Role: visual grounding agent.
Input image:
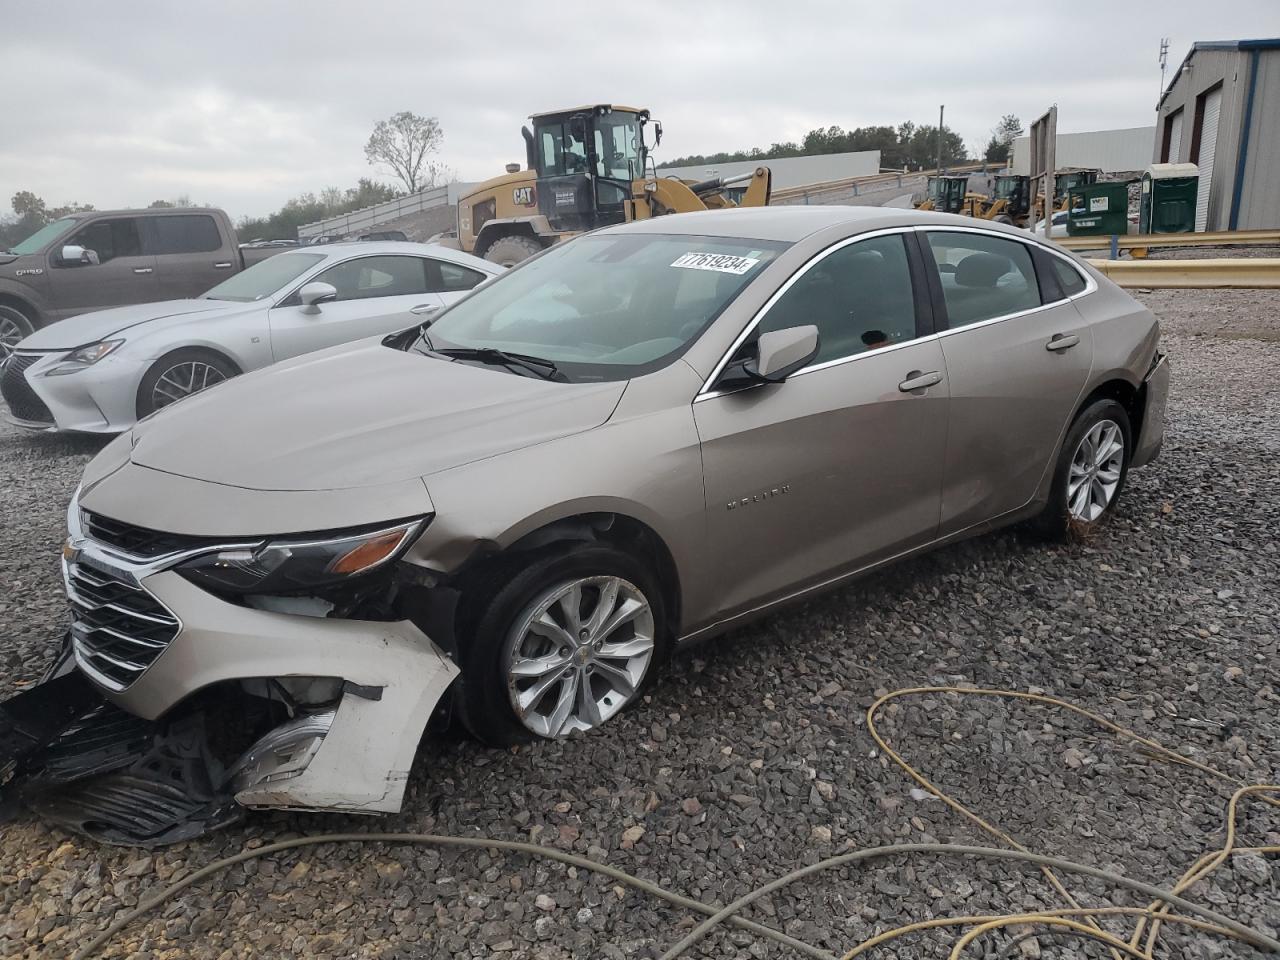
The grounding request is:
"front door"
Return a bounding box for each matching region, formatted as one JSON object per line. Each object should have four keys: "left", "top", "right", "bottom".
{"left": 46, "top": 216, "right": 158, "bottom": 319}
{"left": 268, "top": 254, "right": 443, "bottom": 361}
{"left": 918, "top": 229, "right": 1093, "bottom": 536}
{"left": 695, "top": 231, "right": 949, "bottom": 620}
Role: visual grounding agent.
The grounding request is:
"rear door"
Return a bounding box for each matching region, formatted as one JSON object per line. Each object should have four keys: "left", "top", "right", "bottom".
{"left": 145, "top": 214, "right": 235, "bottom": 298}
{"left": 267, "top": 254, "right": 442, "bottom": 361}
{"left": 919, "top": 228, "right": 1093, "bottom": 536}
{"left": 694, "top": 230, "right": 949, "bottom": 619}
{"left": 46, "top": 216, "right": 157, "bottom": 318}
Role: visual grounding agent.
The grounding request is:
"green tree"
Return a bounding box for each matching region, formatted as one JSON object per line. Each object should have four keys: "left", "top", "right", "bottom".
{"left": 11, "top": 191, "right": 47, "bottom": 224}
{"left": 365, "top": 111, "right": 445, "bottom": 194}
{"left": 984, "top": 114, "right": 1024, "bottom": 164}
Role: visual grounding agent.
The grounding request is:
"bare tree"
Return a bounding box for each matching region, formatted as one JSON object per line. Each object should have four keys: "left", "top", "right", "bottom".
{"left": 364, "top": 112, "right": 445, "bottom": 194}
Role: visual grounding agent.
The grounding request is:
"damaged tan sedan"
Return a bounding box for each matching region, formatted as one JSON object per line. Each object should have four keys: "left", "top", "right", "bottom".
{"left": 0, "top": 207, "right": 1169, "bottom": 844}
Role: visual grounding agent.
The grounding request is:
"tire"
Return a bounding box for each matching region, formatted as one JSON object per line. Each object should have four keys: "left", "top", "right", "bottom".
{"left": 135, "top": 348, "right": 239, "bottom": 419}
{"left": 0, "top": 303, "right": 36, "bottom": 359}
{"left": 482, "top": 234, "right": 543, "bottom": 268}
{"left": 1032, "top": 399, "right": 1131, "bottom": 540}
{"left": 455, "top": 544, "right": 668, "bottom": 746}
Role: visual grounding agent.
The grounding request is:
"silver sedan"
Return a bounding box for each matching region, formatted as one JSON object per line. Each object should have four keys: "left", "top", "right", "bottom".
{"left": 0, "top": 241, "right": 503, "bottom": 432}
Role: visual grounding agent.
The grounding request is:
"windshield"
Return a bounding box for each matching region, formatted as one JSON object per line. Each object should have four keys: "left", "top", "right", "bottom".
{"left": 203, "top": 252, "right": 325, "bottom": 301}
{"left": 418, "top": 233, "right": 787, "bottom": 382}
{"left": 8, "top": 217, "right": 79, "bottom": 255}
{"left": 593, "top": 113, "right": 642, "bottom": 180}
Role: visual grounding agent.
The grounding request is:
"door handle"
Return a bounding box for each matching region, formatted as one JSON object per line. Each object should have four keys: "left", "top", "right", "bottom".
{"left": 1045, "top": 333, "right": 1080, "bottom": 351}
{"left": 410, "top": 303, "right": 441, "bottom": 315}
{"left": 898, "top": 370, "right": 942, "bottom": 392}
{"left": 133, "top": 267, "right": 154, "bottom": 275}
{"left": 213, "top": 261, "right": 233, "bottom": 269}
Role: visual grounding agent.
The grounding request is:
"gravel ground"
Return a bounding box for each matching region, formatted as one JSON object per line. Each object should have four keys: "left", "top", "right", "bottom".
{"left": 2, "top": 286, "right": 1279, "bottom": 959}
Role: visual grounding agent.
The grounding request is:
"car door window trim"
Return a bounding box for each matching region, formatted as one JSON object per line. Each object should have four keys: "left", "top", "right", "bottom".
{"left": 697, "top": 227, "right": 928, "bottom": 400}
{"left": 911, "top": 225, "right": 1100, "bottom": 330}
{"left": 274, "top": 253, "right": 430, "bottom": 308}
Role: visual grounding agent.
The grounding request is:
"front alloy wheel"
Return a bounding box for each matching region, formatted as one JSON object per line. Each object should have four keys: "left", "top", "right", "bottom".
{"left": 151, "top": 360, "right": 228, "bottom": 409}
{"left": 505, "top": 576, "right": 655, "bottom": 738}
{"left": 1067, "top": 419, "right": 1125, "bottom": 521}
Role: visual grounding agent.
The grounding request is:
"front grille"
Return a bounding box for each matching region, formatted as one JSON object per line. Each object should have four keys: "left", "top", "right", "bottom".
{"left": 82, "top": 511, "right": 232, "bottom": 559}
{"left": 67, "top": 561, "right": 180, "bottom": 688}
{"left": 0, "top": 353, "right": 53, "bottom": 424}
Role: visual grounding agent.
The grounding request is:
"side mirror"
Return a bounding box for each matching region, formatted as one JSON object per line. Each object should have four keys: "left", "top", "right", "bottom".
{"left": 744, "top": 325, "right": 820, "bottom": 382}
{"left": 298, "top": 281, "right": 338, "bottom": 313}
{"left": 60, "top": 245, "right": 96, "bottom": 266}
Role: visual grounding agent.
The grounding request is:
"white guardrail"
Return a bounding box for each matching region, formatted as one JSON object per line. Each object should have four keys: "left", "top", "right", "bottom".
{"left": 297, "top": 185, "right": 452, "bottom": 240}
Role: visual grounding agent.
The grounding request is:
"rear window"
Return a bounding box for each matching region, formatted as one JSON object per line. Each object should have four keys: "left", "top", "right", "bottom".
{"left": 150, "top": 215, "right": 222, "bottom": 255}
{"left": 925, "top": 232, "right": 1041, "bottom": 329}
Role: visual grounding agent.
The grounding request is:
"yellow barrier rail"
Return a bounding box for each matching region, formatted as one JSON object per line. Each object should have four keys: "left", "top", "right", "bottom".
{"left": 1085, "top": 257, "right": 1280, "bottom": 289}
{"left": 1061, "top": 228, "right": 1280, "bottom": 251}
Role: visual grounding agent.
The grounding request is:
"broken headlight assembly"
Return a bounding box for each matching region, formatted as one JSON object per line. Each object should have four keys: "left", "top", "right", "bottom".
{"left": 176, "top": 518, "right": 428, "bottom": 596}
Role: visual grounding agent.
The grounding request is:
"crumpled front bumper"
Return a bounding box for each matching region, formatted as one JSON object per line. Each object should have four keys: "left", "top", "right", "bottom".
{"left": 112, "top": 570, "right": 460, "bottom": 814}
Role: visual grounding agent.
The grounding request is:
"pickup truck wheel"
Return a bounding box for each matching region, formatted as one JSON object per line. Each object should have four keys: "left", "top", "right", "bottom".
{"left": 1033, "top": 399, "right": 1131, "bottom": 540}
{"left": 136, "top": 349, "right": 239, "bottom": 418}
{"left": 483, "top": 235, "right": 542, "bottom": 267}
{"left": 0, "top": 304, "right": 35, "bottom": 360}
{"left": 456, "top": 545, "right": 667, "bottom": 746}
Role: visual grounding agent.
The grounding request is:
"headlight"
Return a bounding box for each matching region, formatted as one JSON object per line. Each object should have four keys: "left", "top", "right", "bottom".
{"left": 177, "top": 518, "right": 427, "bottom": 595}
{"left": 44, "top": 339, "right": 124, "bottom": 376}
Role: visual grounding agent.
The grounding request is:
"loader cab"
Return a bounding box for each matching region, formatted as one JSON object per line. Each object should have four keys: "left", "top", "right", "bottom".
{"left": 993, "top": 175, "right": 1031, "bottom": 218}
{"left": 926, "top": 176, "right": 969, "bottom": 214}
{"left": 530, "top": 105, "right": 651, "bottom": 232}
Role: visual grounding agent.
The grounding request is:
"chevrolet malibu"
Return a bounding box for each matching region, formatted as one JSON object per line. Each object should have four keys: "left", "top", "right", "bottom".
{"left": 6, "top": 206, "right": 1168, "bottom": 839}
{"left": 0, "top": 241, "right": 502, "bottom": 433}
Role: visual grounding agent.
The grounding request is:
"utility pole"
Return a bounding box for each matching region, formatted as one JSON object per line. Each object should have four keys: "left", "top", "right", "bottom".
{"left": 937, "top": 105, "right": 945, "bottom": 172}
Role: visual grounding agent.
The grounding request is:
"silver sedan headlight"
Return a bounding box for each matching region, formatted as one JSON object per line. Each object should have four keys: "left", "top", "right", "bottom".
{"left": 44, "top": 339, "right": 124, "bottom": 376}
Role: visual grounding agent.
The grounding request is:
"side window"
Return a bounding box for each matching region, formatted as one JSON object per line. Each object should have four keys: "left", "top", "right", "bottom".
{"left": 429, "top": 260, "right": 487, "bottom": 293}
{"left": 149, "top": 215, "right": 222, "bottom": 255}
{"left": 311, "top": 256, "right": 428, "bottom": 302}
{"left": 925, "top": 232, "right": 1040, "bottom": 329}
{"left": 67, "top": 218, "right": 142, "bottom": 265}
{"left": 754, "top": 233, "right": 918, "bottom": 366}
{"left": 1051, "top": 258, "right": 1088, "bottom": 297}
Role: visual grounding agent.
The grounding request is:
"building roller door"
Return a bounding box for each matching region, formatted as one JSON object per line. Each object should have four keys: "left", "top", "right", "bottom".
{"left": 1194, "top": 87, "right": 1221, "bottom": 231}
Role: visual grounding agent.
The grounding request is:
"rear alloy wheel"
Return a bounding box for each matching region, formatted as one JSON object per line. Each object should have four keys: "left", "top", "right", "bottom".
{"left": 455, "top": 544, "right": 667, "bottom": 745}
{"left": 136, "top": 349, "right": 238, "bottom": 418}
{"left": 483, "top": 235, "right": 543, "bottom": 267}
{"left": 0, "top": 304, "right": 35, "bottom": 360}
{"left": 1033, "top": 398, "right": 1131, "bottom": 539}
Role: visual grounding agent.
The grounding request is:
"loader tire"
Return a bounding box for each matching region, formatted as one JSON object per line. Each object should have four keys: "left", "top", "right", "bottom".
{"left": 483, "top": 235, "right": 543, "bottom": 268}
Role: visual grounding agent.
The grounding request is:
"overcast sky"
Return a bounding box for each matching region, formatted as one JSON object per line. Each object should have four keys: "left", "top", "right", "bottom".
{"left": 3, "top": 2, "right": 1277, "bottom": 221}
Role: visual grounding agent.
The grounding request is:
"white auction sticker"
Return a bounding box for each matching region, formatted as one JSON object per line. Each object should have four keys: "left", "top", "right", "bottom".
{"left": 670, "top": 252, "right": 760, "bottom": 275}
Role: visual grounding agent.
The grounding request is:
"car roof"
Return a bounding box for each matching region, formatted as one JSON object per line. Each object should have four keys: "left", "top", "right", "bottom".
{"left": 600, "top": 205, "right": 997, "bottom": 243}
{"left": 306, "top": 240, "right": 502, "bottom": 272}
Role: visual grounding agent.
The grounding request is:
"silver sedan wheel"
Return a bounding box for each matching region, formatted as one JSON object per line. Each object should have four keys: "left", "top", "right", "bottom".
{"left": 151, "top": 361, "right": 227, "bottom": 409}
{"left": 1068, "top": 419, "right": 1125, "bottom": 522}
{"left": 505, "top": 576, "right": 656, "bottom": 738}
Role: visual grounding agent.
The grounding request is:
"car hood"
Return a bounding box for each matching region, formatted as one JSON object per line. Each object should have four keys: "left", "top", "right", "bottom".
{"left": 129, "top": 342, "right": 627, "bottom": 491}
{"left": 19, "top": 299, "right": 248, "bottom": 350}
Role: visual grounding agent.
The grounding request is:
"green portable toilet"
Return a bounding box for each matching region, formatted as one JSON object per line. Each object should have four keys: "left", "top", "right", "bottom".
{"left": 1066, "top": 181, "right": 1129, "bottom": 237}
{"left": 1139, "top": 163, "right": 1199, "bottom": 234}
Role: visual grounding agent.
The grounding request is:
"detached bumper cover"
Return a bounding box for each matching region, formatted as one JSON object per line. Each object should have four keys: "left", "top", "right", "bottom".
{"left": 1131, "top": 352, "right": 1170, "bottom": 469}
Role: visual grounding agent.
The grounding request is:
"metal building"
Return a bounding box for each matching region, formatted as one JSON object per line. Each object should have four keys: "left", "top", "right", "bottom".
{"left": 1010, "top": 127, "right": 1155, "bottom": 176}
{"left": 1155, "top": 38, "right": 1280, "bottom": 231}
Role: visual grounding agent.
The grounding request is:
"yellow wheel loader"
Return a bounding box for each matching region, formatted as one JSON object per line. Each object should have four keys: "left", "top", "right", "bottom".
{"left": 453, "top": 105, "right": 772, "bottom": 266}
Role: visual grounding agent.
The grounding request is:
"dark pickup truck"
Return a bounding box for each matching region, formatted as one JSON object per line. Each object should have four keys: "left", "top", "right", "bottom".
{"left": 0, "top": 208, "right": 278, "bottom": 352}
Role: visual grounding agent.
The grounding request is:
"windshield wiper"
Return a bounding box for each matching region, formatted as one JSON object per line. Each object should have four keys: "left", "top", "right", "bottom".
{"left": 430, "top": 345, "right": 563, "bottom": 381}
